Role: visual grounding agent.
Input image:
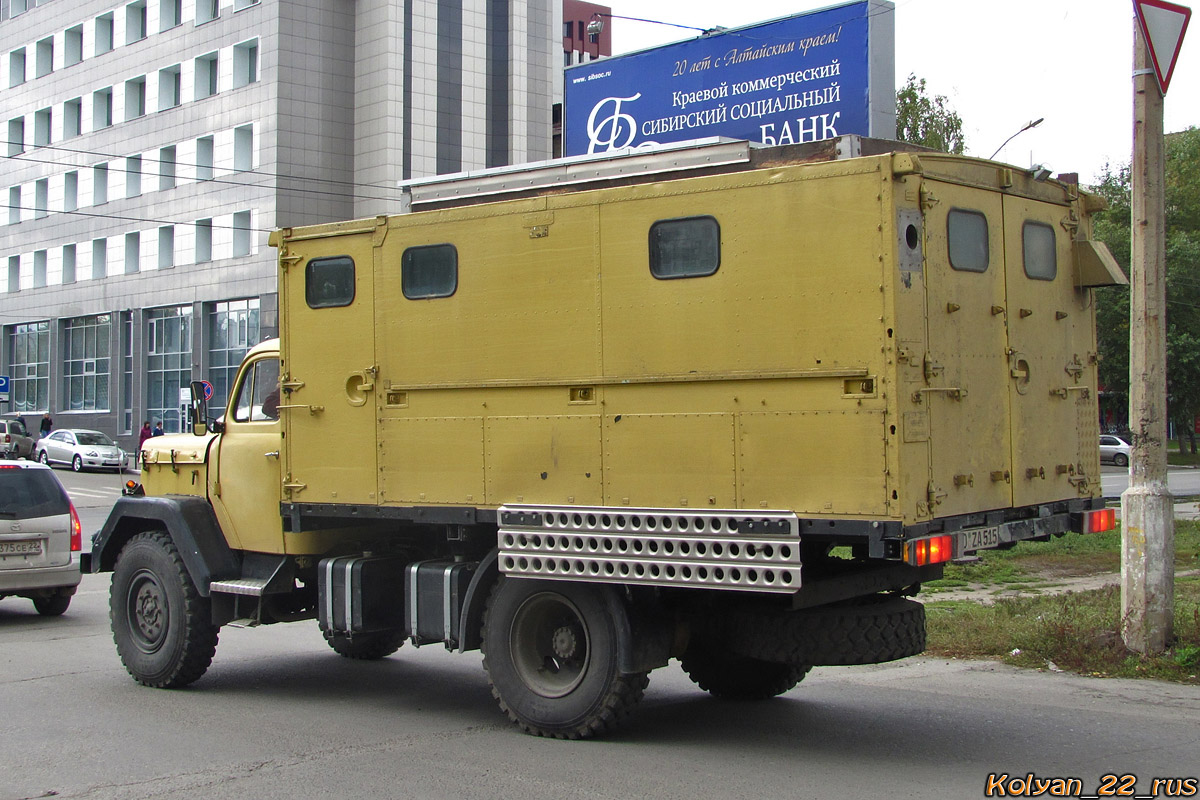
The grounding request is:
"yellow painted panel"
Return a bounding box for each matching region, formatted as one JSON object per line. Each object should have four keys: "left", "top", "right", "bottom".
{"left": 603, "top": 413, "right": 736, "bottom": 508}
{"left": 738, "top": 410, "right": 888, "bottom": 516}
{"left": 485, "top": 415, "right": 602, "bottom": 506}
{"left": 380, "top": 417, "right": 485, "bottom": 504}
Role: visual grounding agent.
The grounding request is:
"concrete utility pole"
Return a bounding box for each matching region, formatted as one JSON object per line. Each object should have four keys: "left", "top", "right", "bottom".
{"left": 1121, "top": 18, "right": 1174, "bottom": 655}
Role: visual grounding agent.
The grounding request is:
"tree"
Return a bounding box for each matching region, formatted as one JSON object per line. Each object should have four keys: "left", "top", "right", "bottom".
{"left": 1094, "top": 127, "right": 1200, "bottom": 449}
{"left": 895, "top": 74, "right": 965, "bottom": 154}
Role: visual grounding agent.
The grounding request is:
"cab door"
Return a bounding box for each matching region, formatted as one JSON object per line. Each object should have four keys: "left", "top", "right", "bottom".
{"left": 922, "top": 183, "right": 1013, "bottom": 516}
{"left": 278, "top": 231, "right": 378, "bottom": 505}
{"left": 211, "top": 355, "right": 283, "bottom": 553}
{"left": 1003, "top": 196, "right": 1093, "bottom": 506}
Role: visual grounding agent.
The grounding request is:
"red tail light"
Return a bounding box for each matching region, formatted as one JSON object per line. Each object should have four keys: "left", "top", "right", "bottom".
{"left": 1083, "top": 507, "right": 1116, "bottom": 533}
{"left": 905, "top": 534, "right": 954, "bottom": 566}
{"left": 69, "top": 502, "right": 82, "bottom": 552}
{"left": 3, "top": 433, "right": 10, "bottom": 443}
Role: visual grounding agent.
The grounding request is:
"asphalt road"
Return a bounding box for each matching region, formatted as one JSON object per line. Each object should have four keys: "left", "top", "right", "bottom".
{"left": 2, "top": 467, "right": 1195, "bottom": 800}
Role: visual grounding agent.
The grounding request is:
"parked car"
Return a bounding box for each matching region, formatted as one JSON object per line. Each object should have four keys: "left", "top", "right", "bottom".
{"left": 1, "top": 417, "right": 35, "bottom": 460}
{"left": 0, "top": 461, "right": 82, "bottom": 615}
{"left": 34, "top": 429, "right": 127, "bottom": 473}
{"left": 1099, "top": 434, "right": 1132, "bottom": 467}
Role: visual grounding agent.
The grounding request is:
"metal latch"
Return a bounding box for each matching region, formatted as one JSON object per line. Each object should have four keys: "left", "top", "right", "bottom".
{"left": 282, "top": 475, "right": 307, "bottom": 495}
{"left": 923, "top": 354, "right": 944, "bottom": 382}
{"left": 912, "top": 387, "right": 966, "bottom": 403}
{"left": 276, "top": 404, "right": 325, "bottom": 415}
{"left": 1049, "top": 386, "right": 1090, "bottom": 400}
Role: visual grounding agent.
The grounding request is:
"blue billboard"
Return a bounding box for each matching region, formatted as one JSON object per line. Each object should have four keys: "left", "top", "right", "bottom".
{"left": 564, "top": 1, "right": 895, "bottom": 156}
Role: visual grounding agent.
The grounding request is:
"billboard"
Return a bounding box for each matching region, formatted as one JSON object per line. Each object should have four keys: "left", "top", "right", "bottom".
{"left": 563, "top": 1, "right": 895, "bottom": 156}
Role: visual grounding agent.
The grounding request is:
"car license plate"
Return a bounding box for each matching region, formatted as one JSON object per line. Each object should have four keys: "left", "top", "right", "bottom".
{"left": 0, "top": 540, "right": 43, "bottom": 557}
{"left": 960, "top": 525, "right": 1000, "bottom": 552}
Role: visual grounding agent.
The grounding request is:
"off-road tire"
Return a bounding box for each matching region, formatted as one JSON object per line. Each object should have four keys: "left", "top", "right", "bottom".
{"left": 321, "top": 628, "right": 405, "bottom": 660}
{"left": 726, "top": 596, "right": 926, "bottom": 667}
{"left": 481, "top": 577, "right": 648, "bottom": 739}
{"left": 33, "top": 592, "right": 72, "bottom": 616}
{"left": 680, "top": 644, "right": 810, "bottom": 699}
{"left": 110, "top": 531, "right": 219, "bottom": 688}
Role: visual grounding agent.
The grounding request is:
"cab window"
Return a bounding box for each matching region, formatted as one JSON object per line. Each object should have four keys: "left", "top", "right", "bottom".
{"left": 305, "top": 256, "right": 355, "bottom": 308}
{"left": 947, "top": 209, "right": 988, "bottom": 272}
{"left": 232, "top": 358, "right": 281, "bottom": 423}
{"left": 649, "top": 216, "right": 720, "bottom": 279}
{"left": 402, "top": 244, "right": 457, "bottom": 299}
{"left": 1022, "top": 222, "right": 1057, "bottom": 281}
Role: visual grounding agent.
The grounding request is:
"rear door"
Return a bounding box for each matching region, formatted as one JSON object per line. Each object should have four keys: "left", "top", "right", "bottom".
{"left": 1003, "top": 195, "right": 1093, "bottom": 506}
{"left": 922, "top": 182, "right": 1013, "bottom": 516}
{"left": 279, "top": 229, "right": 378, "bottom": 505}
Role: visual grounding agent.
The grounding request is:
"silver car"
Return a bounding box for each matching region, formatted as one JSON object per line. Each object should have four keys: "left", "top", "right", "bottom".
{"left": 1099, "top": 435, "right": 1132, "bottom": 467}
{"left": 35, "top": 428, "right": 127, "bottom": 473}
{"left": 0, "top": 461, "right": 82, "bottom": 615}
{"left": 1, "top": 418, "right": 35, "bottom": 460}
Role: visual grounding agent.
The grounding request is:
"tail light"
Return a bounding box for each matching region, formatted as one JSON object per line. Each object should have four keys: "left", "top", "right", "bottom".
{"left": 904, "top": 534, "right": 954, "bottom": 566}
{"left": 69, "top": 502, "right": 82, "bottom": 552}
{"left": 1082, "top": 507, "right": 1116, "bottom": 534}
{"left": 3, "top": 433, "right": 10, "bottom": 443}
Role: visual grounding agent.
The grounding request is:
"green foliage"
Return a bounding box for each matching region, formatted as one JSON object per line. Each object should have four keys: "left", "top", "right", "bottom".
{"left": 1093, "top": 127, "right": 1200, "bottom": 435}
{"left": 895, "top": 74, "right": 965, "bottom": 155}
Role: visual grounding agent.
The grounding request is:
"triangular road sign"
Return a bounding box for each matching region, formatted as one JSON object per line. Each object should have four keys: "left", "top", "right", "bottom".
{"left": 1134, "top": 0, "right": 1192, "bottom": 94}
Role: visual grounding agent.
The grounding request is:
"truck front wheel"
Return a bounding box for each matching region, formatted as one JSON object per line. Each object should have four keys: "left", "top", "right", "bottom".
{"left": 680, "top": 643, "right": 810, "bottom": 699}
{"left": 110, "top": 531, "right": 219, "bottom": 688}
{"left": 482, "top": 577, "right": 648, "bottom": 739}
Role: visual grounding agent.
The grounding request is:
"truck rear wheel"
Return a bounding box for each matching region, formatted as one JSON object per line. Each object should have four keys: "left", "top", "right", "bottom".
{"left": 110, "top": 531, "right": 219, "bottom": 688}
{"left": 680, "top": 643, "right": 810, "bottom": 699}
{"left": 321, "top": 628, "right": 405, "bottom": 660}
{"left": 481, "top": 577, "right": 648, "bottom": 739}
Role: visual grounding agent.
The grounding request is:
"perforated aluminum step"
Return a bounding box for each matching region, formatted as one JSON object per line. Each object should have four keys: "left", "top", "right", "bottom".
{"left": 209, "top": 578, "right": 272, "bottom": 597}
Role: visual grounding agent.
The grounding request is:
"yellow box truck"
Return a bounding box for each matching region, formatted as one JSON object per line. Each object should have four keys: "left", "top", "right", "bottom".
{"left": 88, "top": 137, "right": 1124, "bottom": 738}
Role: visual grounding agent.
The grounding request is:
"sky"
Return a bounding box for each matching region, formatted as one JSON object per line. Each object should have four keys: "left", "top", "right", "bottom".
{"left": 601, "top": 0, "right": 1198, "bottom": 185}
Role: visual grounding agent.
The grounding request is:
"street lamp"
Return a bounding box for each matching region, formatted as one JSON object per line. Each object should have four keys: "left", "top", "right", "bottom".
{"left": 586, "top": 12, "right": 723, "bottom": 43}
{"left": 988, "top": 117, "right": 1045, "bottom": 161}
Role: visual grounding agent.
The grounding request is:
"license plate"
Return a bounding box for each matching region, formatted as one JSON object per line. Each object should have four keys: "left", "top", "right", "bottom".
{"left": 960, "top": 525, "right": 1000, "bottom": 552}
{"left": 0, "top": 540, "right": 43, "bottom": 556}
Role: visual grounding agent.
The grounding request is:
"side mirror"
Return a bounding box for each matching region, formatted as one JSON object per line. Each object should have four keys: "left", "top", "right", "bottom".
{"left": 189, "top": 381, "right": 208, "bottom": 436}
{"left": 208, "top": 418, "right": 225, "bottom": 434}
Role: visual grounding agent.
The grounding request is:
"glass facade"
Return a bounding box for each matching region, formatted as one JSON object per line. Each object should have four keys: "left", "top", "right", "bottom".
{"left": 207, "top": 298, "right": 260, "bottom": 413}
{"left": 145, "top": 306, "right": 191, "bottom": 433}
{"left": 63, "top": 313, "right": 112, "bottom": 411}
{"left": 9, "top": 321, "right": 50, "bottom": 413}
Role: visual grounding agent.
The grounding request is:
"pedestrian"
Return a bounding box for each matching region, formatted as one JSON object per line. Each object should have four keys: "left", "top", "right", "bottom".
{"left": 136, "top": 421, "right": 152, "bottom": 468}
{"left": 39, "top": 412, "right": 52, "bottom": 439}
{"left": 152, "top": 421, "right": 165, "bottom": 437}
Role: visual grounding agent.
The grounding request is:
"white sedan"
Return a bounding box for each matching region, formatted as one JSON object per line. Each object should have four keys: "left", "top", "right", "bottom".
{"left": 35, "top": 429, "right": 127, "bottom": 473}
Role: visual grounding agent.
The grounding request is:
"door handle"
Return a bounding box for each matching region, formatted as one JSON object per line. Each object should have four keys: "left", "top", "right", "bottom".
{"left": 264, "top": 451, "right": 279, "bottom": 459}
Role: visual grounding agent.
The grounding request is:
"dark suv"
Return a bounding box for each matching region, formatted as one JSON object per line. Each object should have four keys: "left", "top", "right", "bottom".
{"left": 0, "top": 461, "right": 81, "bottom": 615}
{"left": 1, "top": 417, "right": 34, "bottom": 460}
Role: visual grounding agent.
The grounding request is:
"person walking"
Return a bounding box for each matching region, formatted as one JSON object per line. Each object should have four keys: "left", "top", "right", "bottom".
{"left": 39, "top": 413, "right": 52, "bottom": 442}
{"left": 136, "top": 421, "right": 152, "bottom": 468}
{"left": 152, "top": 421, "right": 165, "bottom": 437}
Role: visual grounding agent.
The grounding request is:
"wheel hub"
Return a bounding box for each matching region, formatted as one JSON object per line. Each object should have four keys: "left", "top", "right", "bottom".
{"left": 509, "top": 592, "right": 591, "bottom": 699}
{"left": 128, "top": 571, "right": 167, "bottom": 652}
{"left": 551, "top": 625, "right": 579, "bottom": 660}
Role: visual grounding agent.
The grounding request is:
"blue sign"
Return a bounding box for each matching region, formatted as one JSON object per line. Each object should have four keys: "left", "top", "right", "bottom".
{"left": 564, "top": 1, "right": 894, "bottom": 156}
{"left": 0, "top": 375, "right": 8, "bottom": 401}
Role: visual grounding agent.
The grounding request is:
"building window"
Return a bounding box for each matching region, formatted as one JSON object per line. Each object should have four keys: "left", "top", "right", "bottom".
{"left": 195, "top": 52, "right": 218, "bottom": 99}
{"left": 93, "top": 87, "right": 113, "bottom": 130}
{"left": 125, "top": 77, "right": 147, "bottom": 120}
{"left": 232, "top": 39, "right": 258, "bottom": 88}
{"left": 8, "top": 48, "right": 26, "bottom": 88}
{"left": 32, "top": 251, "right": 47, "bottom": 288}
{"left": 648, "top": 216, "right": 721, "bottom": 279}
{"left": 160, "top": 0, "right": 182, "bottom": 30}
{"left": 125, "top": 231, "right": 140, "bottom": 274}
{"left": 196, "top": 0, "right": 219, "bottom": 23}
{"left": 35, "top": 37, "right": 53, "bottom": 78}
{"left": 7, "top": 255, "right": 19, "bottom": 291}
{"left": 232, "top": 211, "right": 252, "bottom": 256}
{"left": 306, "top": 256, "right": 355, "bottom": 308}
{"left": 196, "top": 136, "right": 214, "bottom": 180}
{"left": 401, "top": 244, "right": 457, "bottom": 299}
{"left": 158, "top": 225, "right": 174, "bottom": 268}
{"left": 95, "top": 14, "right": 115, "bottom": 55}
{"left": 7, "top": 118, "right": 24, "bottom": 156}
{"left": 92, "top": 238, "right": 108, "bottom": 279}
{"left": 195, "top": 218, "right": 212, "bottom": 262}
{"left": 62, "top": 244, "right": 77, "bottom": 283}
{"left": 158, "top": 65, "right": 181, "bottom": 110}
{"left": 1023, "top": 221, "right": 1057, "bottom": 281}
{"left": 9, "top": 322, "right": 50, "bottom": 413}
{"left": 146, "top": 306, "right": 192, "bottom": 433}
{"left": 234, "top": 0, "right": 259, "bottom": 9}
{"left": 208, "top": 298, "right": 260, "bottom": 411}
{"left": 64, "top": 98, "right": 82, "bottom": 138}
{"left": 10, "top": 0, "right": 27, "bottom": 16}
{"left": 93, "top": 163, "right": 109, "bottom": 205}
{"left": 64, "top": 171, "right": 78, "bottom": 212}
{"left": 33, "top": 179, "right": 48, "bottom": 219}
{"left": 33, "top": 108, "right": 51, "bottom": 147}
{"left": 8, "top": 186, "right": 20, "bottom": 225}
{"left": 126, "top": 1, "right": 148, "bottom": 44}
{"left": 64, "top": 314, "right": 112, "bottom": 411}
{"left": 121, "top": 313, "right": 133, "bottom": 433}
{"left": 233, "top": 125, "right": 253, "bottom": 171}
{"left": 65, "top": 26, "right": 84, "bottom": 66}
{"left": 126, "top": 156, "right": 142, "bottom": 198}
{"left": 158, "top": 146, "right": 176, "bottom": 190}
